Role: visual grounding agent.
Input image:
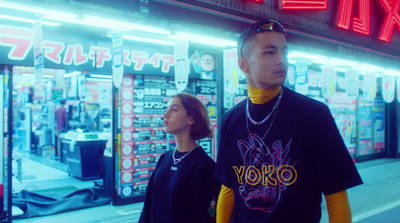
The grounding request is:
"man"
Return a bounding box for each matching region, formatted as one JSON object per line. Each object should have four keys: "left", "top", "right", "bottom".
{"left": 55, "top": 99, "right": 67, "bottom": 158}
{"left": 215, "top": 19, "right": 363, "bottom": 223}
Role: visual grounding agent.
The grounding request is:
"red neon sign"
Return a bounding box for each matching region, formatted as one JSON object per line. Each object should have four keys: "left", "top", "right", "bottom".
{"left": 280, "top": 0, "right": 328, "bottom": 10}
{"left": 279, "top": 0, "right": 399, "bottom": 42}
{"left": 337, "top": 0, "right": 371, "bottom": 35}
{"left": 379, "top": 0, "right": 400, "bottom": 42}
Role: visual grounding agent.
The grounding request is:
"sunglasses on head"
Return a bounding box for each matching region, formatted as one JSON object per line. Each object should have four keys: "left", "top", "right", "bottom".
{"left": 238, "top": 19, "right": 287, "bottom": 58}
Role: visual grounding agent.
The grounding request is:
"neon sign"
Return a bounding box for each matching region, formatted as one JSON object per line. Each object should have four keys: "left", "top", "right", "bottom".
{"left": 280, "top": 0, "right": 327, "bottom": 9}
{"left": 337, "top": 0, "right": 370, "bottom": 35}
{"left": 280, "top": 0, "right": 400, "bottom": 43}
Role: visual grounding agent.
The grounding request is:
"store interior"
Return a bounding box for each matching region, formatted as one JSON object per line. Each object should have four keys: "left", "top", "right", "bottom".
{"left": 11, "top": 66, "right": 112, "bottom": 217}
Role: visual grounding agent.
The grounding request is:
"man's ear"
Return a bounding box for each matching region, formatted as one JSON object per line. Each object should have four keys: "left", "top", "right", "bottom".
{"left": 238, "top": 58, "right": 249, "bottom": 74}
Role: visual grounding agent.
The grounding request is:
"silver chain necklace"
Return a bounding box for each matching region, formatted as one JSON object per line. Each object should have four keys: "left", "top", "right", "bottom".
{"left": 246, "top": 103, "right": 279, "bottom": 140}
{"left": 246, "top": 87, "right": 283, "bottom": 125}
{"left": 172, "top": 145, "right": 198, "bottom": 164}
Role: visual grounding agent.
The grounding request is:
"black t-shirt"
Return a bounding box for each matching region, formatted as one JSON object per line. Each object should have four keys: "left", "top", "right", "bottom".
{"left": 139, "top": 146, "right": 219, "bottom": 223}
{"left": 215, "top": 87, "right": 363, "bottom": 223}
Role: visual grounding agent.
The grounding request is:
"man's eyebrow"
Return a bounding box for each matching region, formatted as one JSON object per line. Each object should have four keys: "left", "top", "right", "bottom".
{"left": 261, "top": 45, "right": 288, "bottom": 50}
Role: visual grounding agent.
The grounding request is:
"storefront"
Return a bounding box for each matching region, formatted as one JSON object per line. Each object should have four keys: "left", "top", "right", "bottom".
{"left": 0, "top": 0, "right": 399, "bottom": 220}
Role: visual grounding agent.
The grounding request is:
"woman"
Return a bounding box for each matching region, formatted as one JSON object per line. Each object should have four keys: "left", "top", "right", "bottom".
{"left": 139, "top": 92, "right": 219, "bottom": 223}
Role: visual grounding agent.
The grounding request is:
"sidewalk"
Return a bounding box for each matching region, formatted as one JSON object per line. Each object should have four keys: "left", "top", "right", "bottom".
{"left": 320, "top": 158, "right": 400, "bottom": 223}
{"left": 13, "top": 158, "right": 400, "bottom": 223}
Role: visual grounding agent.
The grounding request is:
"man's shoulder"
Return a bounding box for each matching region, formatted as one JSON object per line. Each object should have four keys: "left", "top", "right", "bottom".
{"left": 283, "top": 87, "right": 328, "bottom": 110}
{"left": 221, "top": 99, "right": 246, "bottom": 122}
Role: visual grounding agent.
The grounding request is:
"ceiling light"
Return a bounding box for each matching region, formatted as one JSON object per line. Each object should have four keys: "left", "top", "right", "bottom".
{"left": 123, "top": 35, "right": 174, "bottom": 45}
{"left": 86, "top": 78, "right": 112, "bottom": 82}
{"left": 384, "top": 69, "right": 400, "bottom": 77}
{"left": 171, "top": 31, "right": 237, "bottom": 47}
{"left": 289, "top": 51, "right": 330, "bottom": 64}
{"left": 0, "top": 2, "right": 41, "bottom": 13}
{"left": 0, "top": 15, "right": 60, "bottom": 26}
{"left": 330, "top": 57, "right": 360, "bottom": 69}
{"left": 64, "top": 71, "right": 81, "bottom": 78}
{"left": 90, "top": 74, "right": 112, "bottom": 79}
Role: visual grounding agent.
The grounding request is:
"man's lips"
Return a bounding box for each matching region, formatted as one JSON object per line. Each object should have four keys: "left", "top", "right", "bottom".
{"left": 163, "top": 121, "right": 168, "bottom": 126}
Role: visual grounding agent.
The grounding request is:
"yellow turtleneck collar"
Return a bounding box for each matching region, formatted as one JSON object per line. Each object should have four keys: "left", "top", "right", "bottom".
{"left": 247, "top": 85, "right": 281, "bottom": 104}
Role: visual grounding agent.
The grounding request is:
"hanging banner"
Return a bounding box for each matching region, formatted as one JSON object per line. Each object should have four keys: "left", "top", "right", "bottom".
{"left": 373, "top": 97, "right": 385, "bottom": 153}
{"left": 398, "top": 77, "right": 400, "bottom": 103}
{"left": 345, "top": 70, "right": 359, "bottom": 100}
{"left": 174, "top": 40, "right": 189, "bottom": 92}
{"left": 362, "top": 74, "right": 376, "bottom": 101}
{"left": 223, "top": 48, "right": 240, "bottom": 94}
{"left": 322, "top": 66, "right": 336, "bottom": 99}
{"left": 33, "top": 19, "right": 44, "bottom": 91}
{"left": 112, "top": 31, "right": 124, "bottom": 88}
{"left": 382, "top": 75, "right": 395, "bottom": 103}
{"left": 294, "top": 63, "right": 308, "bottom": 95}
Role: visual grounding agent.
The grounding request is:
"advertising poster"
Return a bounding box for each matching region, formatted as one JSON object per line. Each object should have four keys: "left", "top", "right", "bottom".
{"left": 0, "top": 75, "right": 4, "bottom": 209}
{"left": 357, "top": 99, "right": 373, "bottom": 156}
{"left": 373, "top": 97, "right": 385, "bottom": 152}
{"left": 345, "top": 70, "right": 359, "bottom": 100}
{"left": 328, "top": 92, "right": 357, "bottom": 157}
{"left": 382, "top": 75, "right": 395, "bottom": 103}
{"left": 322, "top": 66, "right": 337, "bottom": 99}
{"left": 361, "top": 74, "right": 376, "bottom": 101}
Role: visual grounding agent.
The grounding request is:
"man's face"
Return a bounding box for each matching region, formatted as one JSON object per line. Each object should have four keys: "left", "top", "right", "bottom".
{"left": 240, "top": 32, "right": 288, "bottom": 89}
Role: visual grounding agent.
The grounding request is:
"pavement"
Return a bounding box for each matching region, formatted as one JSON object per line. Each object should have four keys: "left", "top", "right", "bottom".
{"left": 13, "top": 158, "right": 400, "bottom": 223}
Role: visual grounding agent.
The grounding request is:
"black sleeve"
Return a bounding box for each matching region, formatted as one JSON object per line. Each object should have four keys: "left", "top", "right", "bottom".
{"left": 193, "top": 161, "right": 220, "bottom": 223}
{"left": 214, "top": 113, "right": 233, "bottom": 188}
{"left": 311, "top": 104, "right": 363, "bottom": 195}
{"left": 138, "top": 153, "right": 166, "bottom": 223}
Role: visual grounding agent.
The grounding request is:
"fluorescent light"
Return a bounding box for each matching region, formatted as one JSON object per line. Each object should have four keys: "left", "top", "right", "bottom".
{"left": 21, "top": 73, "right": 35, "bottom": 77}
{"left": 359, "top": 63, "right": 384, "bottom": 73}
{"left": 0, "top": 15, "right": 60, "bottom": 26}
{"left": 289, "top": 51, "right": 330, "bottom": 64}
{"left": 123, "top": 35, "right": 174, "bottom": 45}
{"left": 385, "top": 69, "right": 400, "bottom": 77}
{"left": 45, "top": 14, "right": 171, "bottom": 35}
{"left": 330, "top": 57, "right": 360, "bottom": 68}
{"left": 21, "top": 73, "right": 52, "bottom": 78}
{"left": 86, "top": 78, "right": 112, "bottom": 82}
{"left": 171, "top": 31, "right": 237, "bottom": 47}
{"left": 0, "top": 2, "right": 41, "bottom": 13}
{"left": 0, "top": 2, "right": 170, "bottom": 34}
{"left": 64, "top": 71, "right": 81, "bottom": 78}
{"left": 90, "top": 74, "right": 112, "bottom": 79}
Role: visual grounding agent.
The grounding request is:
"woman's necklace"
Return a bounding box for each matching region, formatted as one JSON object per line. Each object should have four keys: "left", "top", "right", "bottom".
{"left": 246, "top": 87, "right": 283, "bottom": 125}
{"left": 172, "top": 145, "right": 198, "bottom": 164}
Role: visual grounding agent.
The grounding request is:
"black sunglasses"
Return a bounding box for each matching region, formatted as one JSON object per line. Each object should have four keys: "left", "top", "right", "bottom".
{"left": 238, "top": 19, "right": 287, "bottom": 58}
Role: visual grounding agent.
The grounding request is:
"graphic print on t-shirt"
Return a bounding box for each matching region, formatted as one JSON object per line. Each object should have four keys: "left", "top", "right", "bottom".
{"left": 233, "top": 133, "right": 297, "bottom": 213}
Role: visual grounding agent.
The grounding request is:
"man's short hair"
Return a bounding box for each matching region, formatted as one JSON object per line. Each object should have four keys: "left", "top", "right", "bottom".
{"left": 238, "top": 19, "right": 287, "bottom": 58}
{"left": 60, "top": 99, "right": 66, "bottom": 105}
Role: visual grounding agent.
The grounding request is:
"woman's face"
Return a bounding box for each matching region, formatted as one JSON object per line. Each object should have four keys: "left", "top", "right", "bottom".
{"left": 163, "top": 97, "right": 193, "bottom": 136}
